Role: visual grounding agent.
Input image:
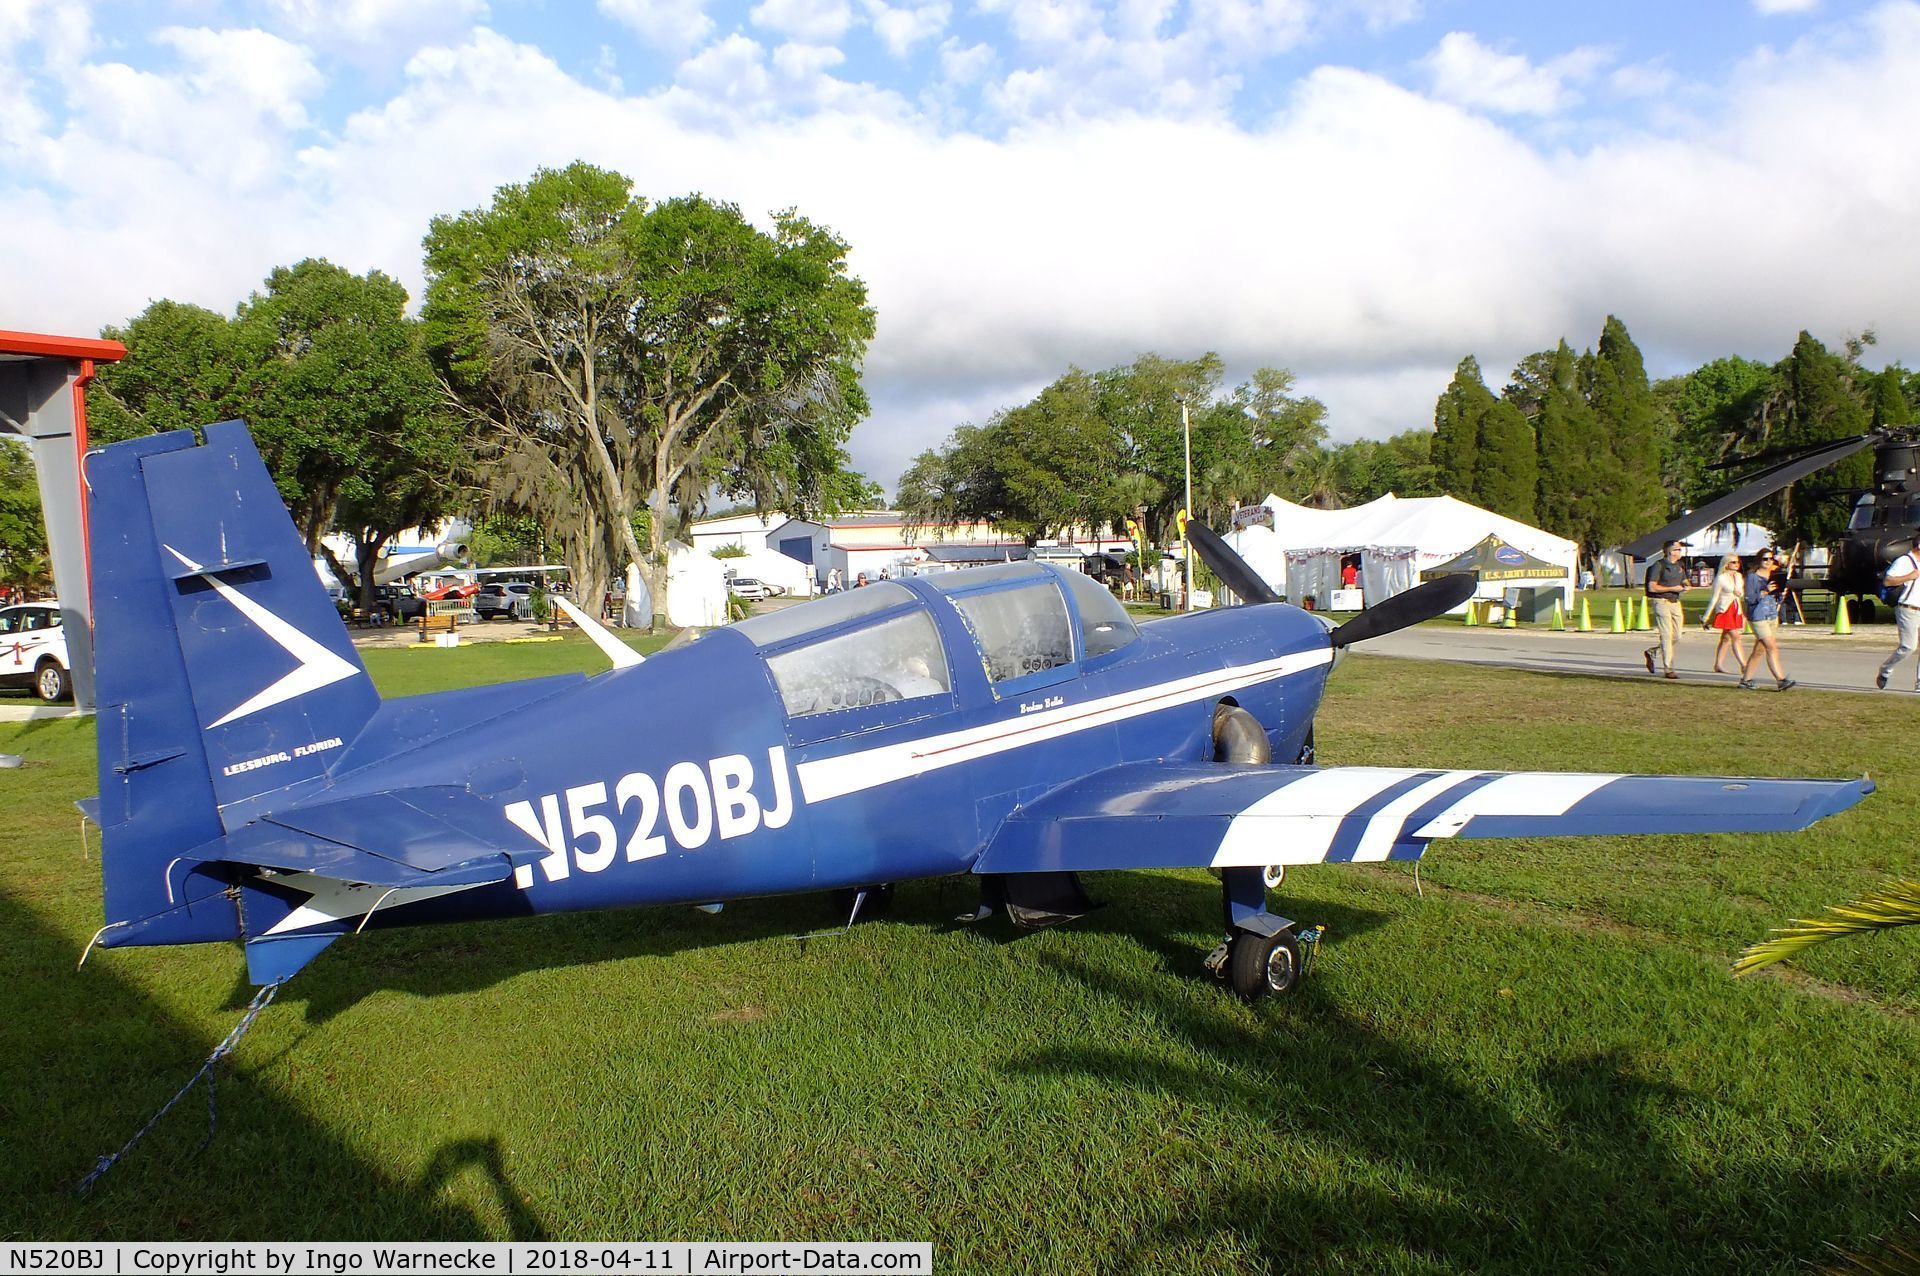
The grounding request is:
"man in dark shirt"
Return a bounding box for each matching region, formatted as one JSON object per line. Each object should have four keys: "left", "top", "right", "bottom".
{"left": 1643, "top": 539, "right": 1690, "bottom": 679}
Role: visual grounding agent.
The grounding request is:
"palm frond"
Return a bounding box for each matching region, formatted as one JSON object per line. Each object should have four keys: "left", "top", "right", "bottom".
{"left": 1732, "top": 878, "right": 1920, "bottom": 976}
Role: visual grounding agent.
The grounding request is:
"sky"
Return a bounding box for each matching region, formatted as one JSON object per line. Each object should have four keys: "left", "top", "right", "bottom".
{"left": 4, "top": 0, "right": 1918, "bottom": 492}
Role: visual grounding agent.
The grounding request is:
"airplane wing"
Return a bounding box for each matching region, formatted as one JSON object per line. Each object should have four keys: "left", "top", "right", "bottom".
{"left": 974, "top": 763, "right": 1873, "bottom": 873}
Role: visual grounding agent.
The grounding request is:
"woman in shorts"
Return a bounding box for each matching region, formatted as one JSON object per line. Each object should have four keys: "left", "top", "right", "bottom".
{"left": 1703, "top": 555, "right": 1748, "bottom": 675}
{"left": 1738, "top": 550, "right": 1795, "bottom": 691}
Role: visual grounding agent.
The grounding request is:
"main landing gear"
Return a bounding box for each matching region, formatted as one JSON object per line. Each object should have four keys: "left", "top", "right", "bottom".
{"left": 1203, "top": 866, "right": 1305, "bottom": 1000}
{"left": 1204, "top": 703, "right": 1312, "bottom": 1000}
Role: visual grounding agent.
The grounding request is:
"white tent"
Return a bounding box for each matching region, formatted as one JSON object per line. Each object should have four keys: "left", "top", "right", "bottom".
{"left": 666, "top": 540, "right": 729, "bottom": 628}
{"left": 1228, "top": 493, "right": 1577, "bottom": 609}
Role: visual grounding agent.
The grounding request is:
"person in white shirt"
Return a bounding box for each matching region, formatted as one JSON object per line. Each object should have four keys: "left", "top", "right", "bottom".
{"left": 1875, "top": 549, "right": 1920, "bottom": 690}
{"left": 1701, "top": 556, "right": 1748, "bottom": 675}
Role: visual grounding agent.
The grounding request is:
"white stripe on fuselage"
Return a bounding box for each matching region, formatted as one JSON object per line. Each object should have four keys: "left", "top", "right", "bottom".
{"left": 794, "top": 646, "right": 1333, "bottom": 803}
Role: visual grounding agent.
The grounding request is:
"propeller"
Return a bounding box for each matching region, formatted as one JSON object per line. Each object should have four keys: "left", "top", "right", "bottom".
{"left": 1188, "top": 522, "right": 1282, "bottom": 605}
{"left": 1328, "top": 572, "right": 1476, "bottom": 648}
{"left": 1187, "top": 515, "right": 1476, "bottom": 646}
{"left": 1620, "top": 432, "right": 1880, "bottom": 560}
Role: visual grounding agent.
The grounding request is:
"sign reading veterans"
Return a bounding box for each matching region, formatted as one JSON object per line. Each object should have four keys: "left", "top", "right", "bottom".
{"left": 1420, "top": 534, "right": 1566, "bottom": 583}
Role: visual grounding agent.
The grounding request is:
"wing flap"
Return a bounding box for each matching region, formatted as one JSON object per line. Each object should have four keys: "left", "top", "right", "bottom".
{"left": 975, "top": 762, "right": 1873, "bottom": 874}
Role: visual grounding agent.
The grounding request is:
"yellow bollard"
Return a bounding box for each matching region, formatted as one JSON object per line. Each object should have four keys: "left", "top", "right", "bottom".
{"left": 1635, "top": 596, "right": 1653, "bottom": 631}
{"left": 1610, "top": 600, "right": 1625, "bottom": 633}
{"left": 1502, "top": 605, "right": 1517, "bottom": 628}
{"left": 1578, "top": 597, "right": 1592, "bottom": 632}
{"left": 1834, "top": 597, "right": 1852, "bottom": 635}
{"left": 1549, "top": 602, "right": 1565, "bottom": 631}
{"left": 1463, "top": 599, "right": 1477, "bottom": 626}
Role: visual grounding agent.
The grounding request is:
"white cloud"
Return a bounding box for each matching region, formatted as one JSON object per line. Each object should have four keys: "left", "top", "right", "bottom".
{"left": 938, "top": 38, "right": 993, "bottom": 85}
{"left": 749, "top": 0, "right": 854, "bottom": 44}
{"left": 863, "top": 0, "right": 950, "bottom": 57}
{"left": 260, "top": 0, "right": 485, "bottom": 61}
{"left": 8, "top": 6, "right": 1920, "bottom": 491}
{"left": 1185, "top": 0, "right": 1314, "bottom": 58}
{"left": 1342, "top": 0, "right": 1423, "bottom": 33}
{"left": 154, "top": 27, "right": 324, "bottom": 128}
{"left": 975, "top": 0, "right": 1104, "bottom": 50}
{"left": 1754, "top": 0, "right": 1821, "bottom": 13}
{"left": 1610, "top": 60, "right": 1676, "bottom": 98}
{"left": 1422, "top": 31, "right": 1610, "bottom": 115}
{"left": 600, "top": 0, "right": 714, "bottom": 52}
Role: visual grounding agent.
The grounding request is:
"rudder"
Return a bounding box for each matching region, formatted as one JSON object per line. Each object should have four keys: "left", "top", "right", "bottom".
{"left": 89, "top": 421, "right": 380, "bottom": 948}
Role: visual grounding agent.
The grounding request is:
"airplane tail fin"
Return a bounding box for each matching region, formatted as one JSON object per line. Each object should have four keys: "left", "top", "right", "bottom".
{"left": 88, "top": 421, "right": 381, "bottom": 950}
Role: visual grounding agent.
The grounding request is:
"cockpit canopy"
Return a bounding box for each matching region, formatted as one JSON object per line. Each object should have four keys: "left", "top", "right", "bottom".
{"left": 732, "top": 565, "right": 1139, "bottom": 720}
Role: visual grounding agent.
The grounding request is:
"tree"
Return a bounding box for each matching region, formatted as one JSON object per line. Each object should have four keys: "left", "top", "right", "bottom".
{"left": 1431, "top": 356, "right": 1494, "bottom": 500}
{"left": 90, "top": 301, "right": 243, "bottom": 444}
{"left": 1534, "top": 341, "right": 1598, "bottom": 553}
{"left": 90, "top": 264, "right": 455, "bottom": 605}
{"left": 0, "top": 441, "right": 48, "bottom": 593}
{"left": 1472, "top": 399, "right": 1537, "bottom": 521}
{"left": 1766, "top": 331, "right": 1872, "bottom": 545}
{"left": 423, "top": 164, "right": 875, "bottom": 615}
{"left": 1871, "top": 367, "right": 1914, "bottom": 428}
{"left": 1587, "top": 316, "right": 1668, "bottom": 551}
{"left": 1655, "top": 355, "right": 1777, "bottom": 510}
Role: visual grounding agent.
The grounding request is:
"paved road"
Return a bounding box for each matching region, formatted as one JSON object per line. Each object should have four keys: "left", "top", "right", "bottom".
{"left": 1353, "top": 622, "right": 1915, "bottom": 695}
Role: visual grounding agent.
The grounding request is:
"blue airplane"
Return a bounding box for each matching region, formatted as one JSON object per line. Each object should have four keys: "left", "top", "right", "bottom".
{"left": 83, "top": 423, "right": 1873, "bottom": 999}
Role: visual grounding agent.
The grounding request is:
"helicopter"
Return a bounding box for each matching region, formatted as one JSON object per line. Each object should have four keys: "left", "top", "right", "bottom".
{"left": 1623, "top": 427, "right": 1920, "bottom": 619}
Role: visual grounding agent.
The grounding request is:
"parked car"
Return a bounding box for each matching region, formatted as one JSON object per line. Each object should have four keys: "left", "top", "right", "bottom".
{"left": 0, "top": 601, "right": 72, "bottom": 701}
{"left": 726, "top": 576, "right": 781, "bottom": 600}
{"left": 474, "top": 582, "right": 535, "bottom": 620}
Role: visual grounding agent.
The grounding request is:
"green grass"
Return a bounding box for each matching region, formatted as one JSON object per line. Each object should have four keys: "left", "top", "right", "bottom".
{"left": 1, "top": 641, "right": 1916, "bottom": 1271}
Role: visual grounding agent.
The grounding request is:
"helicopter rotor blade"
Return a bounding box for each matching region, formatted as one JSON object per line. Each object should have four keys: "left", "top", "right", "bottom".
{"left": 1328, "top": 573, "right": 1477, "bottom": 648}
{"left": 1620, "top": 433, "right": 1879, "bottom": 560}
{"left": 1188, "top": 521, "right": 1282, "bottom": 606}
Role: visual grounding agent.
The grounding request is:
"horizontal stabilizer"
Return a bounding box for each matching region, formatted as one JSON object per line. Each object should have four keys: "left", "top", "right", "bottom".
{"left": 976, "top": 762, "right": 1874, "bottom": 874}
{"left": 194, "top": 785, "right": 542, "bottom": 889}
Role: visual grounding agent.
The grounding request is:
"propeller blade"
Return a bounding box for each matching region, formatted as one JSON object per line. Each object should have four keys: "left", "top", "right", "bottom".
{"left": 1189, "top": 521, "right": 1281, "bottom": 606}
{"left": 1621, "top": 433, "right": 1878, "bottom": 559}
{"left": 1328, "top": 573, "right": 1476, "bottom": 648}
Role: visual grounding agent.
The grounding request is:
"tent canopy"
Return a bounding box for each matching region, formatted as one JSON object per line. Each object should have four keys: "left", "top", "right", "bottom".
{"left": 1224, "top": 493, "right": 1577, "bottom": 608}
{"left": 1420, "top": 534, "right": 1565, "bottom": 582}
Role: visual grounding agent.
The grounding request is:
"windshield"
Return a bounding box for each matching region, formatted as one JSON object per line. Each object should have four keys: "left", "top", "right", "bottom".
{"left": 732, "top": 582, "right": 915, "bottom": 647}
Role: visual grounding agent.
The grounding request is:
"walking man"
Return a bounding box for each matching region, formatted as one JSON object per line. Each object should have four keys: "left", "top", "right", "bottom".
{"left": 1876, "top": 546, "right": 1920, "bottom": 689}
{"left": 1643, "top": 539, "right": 1689, "bottom": 679}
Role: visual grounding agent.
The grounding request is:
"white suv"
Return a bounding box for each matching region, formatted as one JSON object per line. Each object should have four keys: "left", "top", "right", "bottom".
{"left": 0, "top": 601, "right": 71, "bottom": 702}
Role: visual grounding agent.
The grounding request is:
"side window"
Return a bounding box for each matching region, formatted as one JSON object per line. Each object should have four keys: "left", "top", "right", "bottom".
{"left": 952, "top": 583, "right": 1073, "bottom": 684}
{"left": 1059, "top": 569, "right": 1139, "bottom": 658}
{"left": 20, "top": 610, "right": 48, "bottom": 632}
{"left": 0, "top": 611, "right": 18, "bottom": 635}
{"left": 766, "top": 610, "right": 951, "bottom": 718}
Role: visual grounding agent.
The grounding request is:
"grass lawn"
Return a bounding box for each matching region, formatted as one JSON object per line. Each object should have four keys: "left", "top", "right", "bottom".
{"left": 1, "top": 636, "right": 1915, "bottom": 1271}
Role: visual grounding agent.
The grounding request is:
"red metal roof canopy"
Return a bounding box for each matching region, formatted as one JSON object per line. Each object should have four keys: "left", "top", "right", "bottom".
{"left": 0, "top": 329, "right": 126, "bottom": 362}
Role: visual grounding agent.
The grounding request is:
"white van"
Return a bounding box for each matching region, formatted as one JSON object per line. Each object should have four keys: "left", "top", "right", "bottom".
{"left": 0, "top": 601, "right": 72, "bottom": 701}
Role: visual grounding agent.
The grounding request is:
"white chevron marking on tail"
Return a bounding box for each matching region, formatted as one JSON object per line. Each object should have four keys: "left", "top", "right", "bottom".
{"left": 164, "top": 545, "right": 361, "bottom": 728}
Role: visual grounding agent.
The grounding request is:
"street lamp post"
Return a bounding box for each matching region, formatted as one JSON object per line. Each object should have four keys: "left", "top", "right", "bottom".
{"left": 1178, "top": 394, "right": 1193, "bottom": 612}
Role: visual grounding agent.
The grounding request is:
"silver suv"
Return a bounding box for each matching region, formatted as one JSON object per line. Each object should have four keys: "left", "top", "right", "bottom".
{"left": 0, "top": 601, "right": 71, "bottom": 701}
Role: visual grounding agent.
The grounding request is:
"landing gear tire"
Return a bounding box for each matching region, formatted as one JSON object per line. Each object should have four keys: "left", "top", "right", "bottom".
{"left": 1228, "top": 928, "right": 1301, "bottom": 1000}
{"left": 1262, "top": 863, "right": 1286, "bottom": 890}
{"left": 34, "top": 660, "right": 69, "bottom": 703}
{"left": 1856, "top": 597, "right": 1877, "bottom": 625}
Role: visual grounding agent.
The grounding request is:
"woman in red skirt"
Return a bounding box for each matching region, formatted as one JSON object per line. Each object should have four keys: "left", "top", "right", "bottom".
{"left": 1704, "top": 555, "right": 1748, "bottom": 675}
